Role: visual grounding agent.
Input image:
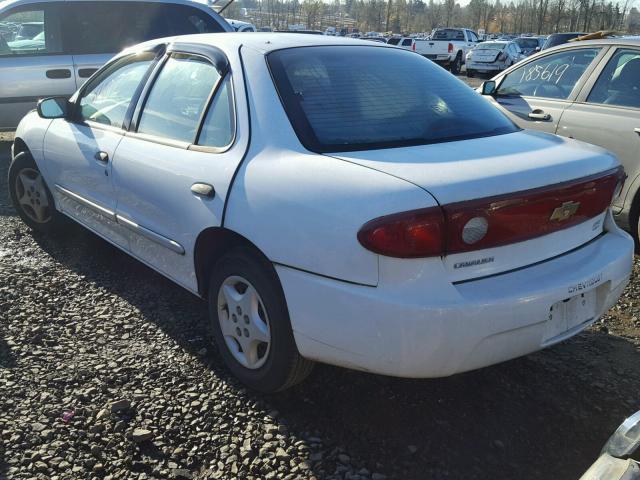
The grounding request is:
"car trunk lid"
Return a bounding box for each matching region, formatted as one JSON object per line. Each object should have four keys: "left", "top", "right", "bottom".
{"left": 328, "top": 130, "right": 623, "bottom": 281}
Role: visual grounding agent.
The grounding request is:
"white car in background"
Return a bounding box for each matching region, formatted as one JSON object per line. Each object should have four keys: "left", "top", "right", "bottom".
{"left": 226, "top": 19, "right": 256, "bottom": 32}
{"left": 466, "top": 40, "right": 525, "bottom": 77}
{"left": 9, "top": 34, "right": 633, "bottom": 392}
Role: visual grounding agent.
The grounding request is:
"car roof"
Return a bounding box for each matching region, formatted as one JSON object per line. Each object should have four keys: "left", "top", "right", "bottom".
{"left": 543, "top": 36, "right": 640, "bottom": 51}
{"left": 0, "top": 0, "right": 226, "bottom": 12}
{"left": 122, "top": 32, "right": 396, "bottom": 56}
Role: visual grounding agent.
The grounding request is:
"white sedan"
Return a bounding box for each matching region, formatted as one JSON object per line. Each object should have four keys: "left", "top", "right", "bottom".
{"left": 9, "top": 33, "right": 633, "bottom": 392}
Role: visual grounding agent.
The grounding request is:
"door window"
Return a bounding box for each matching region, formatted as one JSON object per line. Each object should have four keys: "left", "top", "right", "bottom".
{"left": 137, "top": 54, "right": 220, "bottom": 143}
{"left": 78, "top": 53, "right": 155, "bottom": 127}
{"left": 197, "top": 76, "right": 234, "bottom": 148}
{"left": 0, "top": 4, "right": 62, "bottom": 56}
{"left": 62, "top": 2, "right": 225, "bottom": 55}
{"left": 497, "top": 48, "right": 601, "bottom": 100}
{"left": 467, "top": 31, "right": 479, "bottom": 43}
{"left": 587, "top": 49, "right": 640, "bottom": 109}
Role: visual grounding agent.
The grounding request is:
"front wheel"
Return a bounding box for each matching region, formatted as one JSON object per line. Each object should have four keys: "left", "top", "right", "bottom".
{"left": 8, "top": 151, "right": 64, "bottom": 233}
{"left": 450, "top": 53, "right": 462, "bottom": 75}
{"left": 208, "top": 247, "right": 314, "bottom": 392}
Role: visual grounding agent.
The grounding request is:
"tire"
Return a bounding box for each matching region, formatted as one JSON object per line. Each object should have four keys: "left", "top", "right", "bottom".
{"left": 450, "top": 53, "right": 462, "bottom": 75}
{"left": 207, "top": 247, "right": 314, "bottom": 392}
{"left": 466, "top": 69, "right": 474, "bottom": 78}
{"left": 8, "top": 151, "right": 64, "bottom": 233}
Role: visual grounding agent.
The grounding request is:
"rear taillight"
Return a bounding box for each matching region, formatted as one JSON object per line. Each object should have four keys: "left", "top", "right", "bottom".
{"left": 357, "top": 207, "right": 445, "bottom": 258}
{"left": 497, "top": 52, "right": 507, "bottom": 61}
{"left": 412, "top": 42, "right": 416, "bottom": 51}
{"left": 444, "top": 166, "right": 624, "bottom": 254}
{"left": 358, "top": 167, "right": 624, "bottom": 258}
{"left": 448, "top": 42, "right": 454, "bottom": 53}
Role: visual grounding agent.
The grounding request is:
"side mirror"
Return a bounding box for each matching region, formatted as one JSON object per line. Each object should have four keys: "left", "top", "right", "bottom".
{"left": 37, "top": 97, "right": 70, "bottom": 119}
{"left": 481, "top": 80, "right": 497, "bottom": 96}
{"left": 602, "top": 410, "right": 640, "bottom": 458}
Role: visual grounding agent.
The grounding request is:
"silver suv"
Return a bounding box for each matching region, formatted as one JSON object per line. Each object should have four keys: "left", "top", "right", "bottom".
{"left": 0, "top": 0, "right": 231, "bottom": 131}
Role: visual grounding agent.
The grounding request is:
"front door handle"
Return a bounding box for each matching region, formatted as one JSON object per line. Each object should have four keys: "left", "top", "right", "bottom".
{"left": 635, "top": 128, "right": 640, "bottom": 136}
{"left": 528, "top": 109, "right": 551, "bottom": 121}
{"left": 46, "top": 69, "right": 72, "bottom": 79}
{"left": 191, "top": 183, "right": 215, "bottom": 198}
{"left": 78, "top": 68, "right": 98, "bottom": 78}
{"left": 94, "top": 151, "right": 109, "bottom": 164}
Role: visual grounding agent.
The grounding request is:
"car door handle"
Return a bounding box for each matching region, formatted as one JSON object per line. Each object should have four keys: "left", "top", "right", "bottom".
{"left": 635, "top": 128, "right": 640, "bottom": 136}
{"left": 78, "top": 68, "right": 98, "bottom": 78}
{"left": 191, "top": 182, "right": 215, "bottom": 198}
{"left": 94, "top": 151, "right": 109, "bottom": 164}
{"left": 528, "top": 109, "right": 551, "bottom": 121}
{"left": 45, "top": 69, "right": 72, "bottom": 79}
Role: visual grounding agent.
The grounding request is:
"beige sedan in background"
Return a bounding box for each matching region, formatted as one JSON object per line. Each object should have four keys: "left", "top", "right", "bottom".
{"left": 479, "top": 38, "right": 640, "bottom": 243}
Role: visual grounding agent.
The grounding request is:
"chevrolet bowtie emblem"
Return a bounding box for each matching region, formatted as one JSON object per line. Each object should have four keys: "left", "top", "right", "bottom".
{"left": 550, "top": 201, "right": 581, "bottom": 221}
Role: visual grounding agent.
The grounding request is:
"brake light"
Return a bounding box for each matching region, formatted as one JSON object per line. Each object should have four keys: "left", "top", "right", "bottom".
{"left": 357, "top": 207, "right": 444, "bottom": 258}
{"left": 448, "top": 42, "right": 454, "bottom": 53}
{"left": 358, "top": 167, "right": 624, "bottom": 258}
{"left": 412, "top": 42, "right": 416, "bottom": 51}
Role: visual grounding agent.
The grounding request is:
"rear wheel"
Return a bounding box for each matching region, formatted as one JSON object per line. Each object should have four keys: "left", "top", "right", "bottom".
{"left": 466, "top": 68, "right": 474, "bottom": 78}
{"left": 450, "top": 53, "right": 462, "bottom": 75}
{"left": 207, "top": 247, "right": 314, "bottom": 392}
{"left": 8, "top": 151, "right": 64, "bottom": 233}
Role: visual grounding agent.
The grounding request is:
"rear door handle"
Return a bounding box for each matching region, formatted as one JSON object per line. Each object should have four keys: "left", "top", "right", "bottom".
{"left": 46, "top": 69, "right": 72, "bottom": 79}
{"left": 191, "top": 182, "right": 215, "bottom": 198}
{"left": 78, "top": 68, "right": 98, "bottom": 78}
{"left": 94, "top": 151, "right": 109, "bottom": 164}
{"left": 528, "top": 109, "right": 551, "bottom": 121}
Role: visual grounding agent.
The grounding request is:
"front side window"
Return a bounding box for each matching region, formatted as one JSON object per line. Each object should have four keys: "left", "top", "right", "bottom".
{"left": 79, "top": 53, "right": 155, "bottom": 127}
{"left": 0, "top": 4, "right": 62, "bottom": 56}
{"left": 268, "top": 46, "right": 518, "bottom": 152}
{"left": 137, "top": 54, "right": 220, "bottom": 143}
{"left": 587, "top": 48, "right": 640, "bottom": 109}
{"left": 401, "top": 38, "right": 412, "bottom": 47}
{"left": 497, "top": 48, "right": 601, "bottom": 100}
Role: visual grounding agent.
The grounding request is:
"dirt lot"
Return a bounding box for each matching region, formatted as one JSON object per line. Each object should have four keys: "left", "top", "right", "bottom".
{"left": 1, "top": 76, "right": 640, "bottom": 480}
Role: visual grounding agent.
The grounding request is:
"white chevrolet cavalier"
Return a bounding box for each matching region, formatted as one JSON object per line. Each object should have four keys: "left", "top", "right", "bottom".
{"left": 9, "top": 33, "right": 634, "bottom": 391}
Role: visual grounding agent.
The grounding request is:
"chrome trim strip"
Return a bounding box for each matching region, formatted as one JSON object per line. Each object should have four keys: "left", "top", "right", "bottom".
{"left": 115, "top": 214, "right": 185, "bottom": 255}
{"left": 54, "top": 184, "right": 116, "bottom": 221}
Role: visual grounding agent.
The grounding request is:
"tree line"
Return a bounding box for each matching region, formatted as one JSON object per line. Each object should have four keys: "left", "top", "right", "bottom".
{"left": 224, "top": 0, "right": 639, "bottom": 35}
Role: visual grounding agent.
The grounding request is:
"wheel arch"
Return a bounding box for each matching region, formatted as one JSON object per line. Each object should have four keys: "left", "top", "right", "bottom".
{"left": 193, "top": 226, "right": 274, "bottom": 298}
{"left": 12, "top": 137, "right": 30, "bottom": 157}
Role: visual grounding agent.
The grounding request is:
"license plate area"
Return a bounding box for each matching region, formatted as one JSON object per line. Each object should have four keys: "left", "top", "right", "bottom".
{"left": 544, "top": 290, "right": 597, "bottom": 343}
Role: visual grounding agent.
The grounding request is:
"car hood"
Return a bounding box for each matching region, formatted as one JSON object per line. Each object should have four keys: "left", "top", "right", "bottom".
{"left": 327, "top": 130, "right": 619, "bottom": 205}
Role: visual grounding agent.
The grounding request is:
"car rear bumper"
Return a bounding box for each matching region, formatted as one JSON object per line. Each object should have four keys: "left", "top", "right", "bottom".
{"left": 466, "top": 62, "right": 504, "bottom": 71}
{"left": 277, "top": 222, "right": 633, "bottom": 378}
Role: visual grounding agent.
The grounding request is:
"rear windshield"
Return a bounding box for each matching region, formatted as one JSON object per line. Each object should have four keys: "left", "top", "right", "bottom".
{"left": 515, "top": 38, "right": 540, "bottom": 49}
{"left": 476, "top": 42, "right": 505, "bottom": 50}
{"left": 432, "top": 29, "right": 465, "bottom": 40}
{"left": 268, "top": 46, "right": 518, "bottom": 152}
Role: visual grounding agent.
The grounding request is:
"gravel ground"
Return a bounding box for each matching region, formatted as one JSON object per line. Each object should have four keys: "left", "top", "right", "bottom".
{"left": 1, "top": 81, "right": 640, "bottom": 480}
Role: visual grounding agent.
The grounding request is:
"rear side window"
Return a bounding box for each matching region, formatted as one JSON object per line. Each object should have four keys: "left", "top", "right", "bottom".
{"left": 401, "top": 38, "right": 412, "bottom": 47}
{"left": 62, "top": 2, "right": 224, "bottom": 55}
{"left": 138, "top": 54, "right": 220, "bottom": 143}
{"left": 198, "top": 76, "right": 234, "bottom": 148}
{"left": 498, "top": 48, "right": 601, "bottom": 99}
{"left": 268, "top": 46, "right": 518, "bottom": 153}
{"left": 587, "top": 49, "right": 640, "bottom": 108}
{"left": 0, "top": 3, "right": 62, "bottom": 56}
{"left": 387, "top": 38, "right": 400, "bottom": 46}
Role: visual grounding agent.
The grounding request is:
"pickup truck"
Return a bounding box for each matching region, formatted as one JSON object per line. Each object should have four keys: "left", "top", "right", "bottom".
{"left": 418, "top": 28, "right": 480, "bottom": 74}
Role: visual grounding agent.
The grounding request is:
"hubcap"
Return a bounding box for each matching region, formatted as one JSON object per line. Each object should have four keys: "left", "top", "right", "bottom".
{"left": 15, "top": 168, "right": 51, "bottom": 224}
{"left": 217, "top": 275, "right": 271, "bottom": 370}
